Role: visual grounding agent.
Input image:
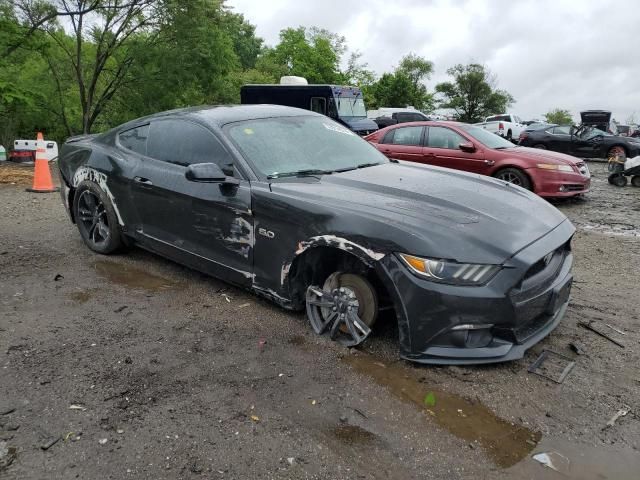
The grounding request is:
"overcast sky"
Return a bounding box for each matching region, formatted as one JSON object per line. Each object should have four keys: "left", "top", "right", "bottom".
{"left": 228, "top": 0, "right": 639, "bottom": 123}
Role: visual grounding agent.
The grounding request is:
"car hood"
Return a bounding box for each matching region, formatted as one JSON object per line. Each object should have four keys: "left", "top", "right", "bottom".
{"left": 341, "top": 117, "right": 379, "bottom": 132}
{"left": 501, "top": 146, "right": 583, "bottom": 165}
{"left": 270, "top": 162, "right": 569, "bottom": 264}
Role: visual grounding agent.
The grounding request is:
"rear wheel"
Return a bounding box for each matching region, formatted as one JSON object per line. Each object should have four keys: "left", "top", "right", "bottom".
{"left": 609, "top": 174, "right": 627, "bottom": 187}
{"left": 73, "top": 181, "right": 123, "bottom": 254}
{"left": 631, "top": 175, "right": 640, "bottom": 187}
{"left": 533, "top": 143, "right": 547, "bottom": 150}
{"left": 494, "top": 168, "right": 532, "bottom": 190}
{"left": 306, "top": 271, "right": 378, "bottom": 347}
{"left": 506, "top": 130, "right": 513, "bottom": 142}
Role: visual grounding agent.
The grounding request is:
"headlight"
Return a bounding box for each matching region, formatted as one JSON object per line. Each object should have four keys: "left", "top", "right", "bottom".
{"left": 537, "top": 163, "right": 573, "bottom": 172}
{"left": 398, "top": 254, "right": 501, "bottom": 286}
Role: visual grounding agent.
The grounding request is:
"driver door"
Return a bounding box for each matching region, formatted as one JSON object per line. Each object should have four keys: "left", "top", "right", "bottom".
{"left": 131, "top": 118, "right": 253, "bottom": 286}
{"left": 571, "top": 128, "right": 602, "bottom": 158}
{"left": 423, "top": 126, "right": 488, "bottom": 174}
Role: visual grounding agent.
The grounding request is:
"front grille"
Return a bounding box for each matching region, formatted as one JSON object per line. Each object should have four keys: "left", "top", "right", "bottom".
{"left": 564, "top": 184, "right": 586, "bottom": 191}
{"left": 512, "top": 242, "right": 570, "bottom": 304}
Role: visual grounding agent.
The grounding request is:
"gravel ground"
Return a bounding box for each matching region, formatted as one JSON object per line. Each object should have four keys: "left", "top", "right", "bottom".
{"left": 1, "top": 161, "right": 639, "bottom": 479}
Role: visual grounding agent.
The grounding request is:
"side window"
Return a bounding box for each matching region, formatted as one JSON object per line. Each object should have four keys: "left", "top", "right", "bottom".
{"left": 553, "top": 126, "right": 570, "bottom": 135}
{"left": 147, "top": 119, "right": 234, "bottom": 170}
{"left": 310, "top": 97, "right": 326, "bottom": 115}
{"left": 426, "top": 126, "right": 466, "bottom": 149}
{"left": 396, "top": 113, "right": 410, "bottom": 123}
{"left": 119, "top": 125, "right": 149, "bottom": 155}
{"left": 391, "top": 126, "right": 423, "bottom": 146}
{"left": 381, "top": 129, "right": 395, "bottom": 144}
{"left": 46, "top": 143, "right": 55, "bottom": 149}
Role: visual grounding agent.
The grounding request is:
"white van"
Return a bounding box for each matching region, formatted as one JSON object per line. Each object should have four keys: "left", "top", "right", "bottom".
{"left": 13, "top": 139, "right": 59, "bottom": 162}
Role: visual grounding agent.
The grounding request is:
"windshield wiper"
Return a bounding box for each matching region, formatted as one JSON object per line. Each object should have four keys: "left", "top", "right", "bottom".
{"left": 356, "top": 162, "right": 383, "bottom": 168}
{"left": 267, "top": 169, "right": 333, "bottom": 179}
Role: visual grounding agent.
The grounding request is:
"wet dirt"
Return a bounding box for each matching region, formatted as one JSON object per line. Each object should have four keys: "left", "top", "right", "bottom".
{"left": 1, "top": 162, "right": 639, "bottom": 479}
{"left": 67, "top": 288, "right": 96, "bottom": 304}
{"left": 93, "top": 260, "right": 181, "bottom": 292}
{"left": 331, "top": 424, "right": 381, "bottom": 446}
{"left": 344, "top": 353, "right": 540, "bottom": 468}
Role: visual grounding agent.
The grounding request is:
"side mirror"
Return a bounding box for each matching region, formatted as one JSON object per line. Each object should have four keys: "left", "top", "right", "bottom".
{"left": 185, "top": 163, "right": 238, "bottom": 185}
{"left": 459, "top": 142, "right": 476, "bottom": 153}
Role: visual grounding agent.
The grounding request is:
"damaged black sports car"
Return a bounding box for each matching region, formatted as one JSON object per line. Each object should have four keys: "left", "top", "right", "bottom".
{"left": 58, "top": 105, "right": 574, "bottom": 364}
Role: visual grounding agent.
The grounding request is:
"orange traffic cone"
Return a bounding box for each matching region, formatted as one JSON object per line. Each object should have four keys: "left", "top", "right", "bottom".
{"left": 26, "top": 132, "right": 59, "bottom": 193}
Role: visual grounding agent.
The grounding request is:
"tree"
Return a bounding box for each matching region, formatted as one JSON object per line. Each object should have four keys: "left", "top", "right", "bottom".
{"left": 14, "top": 0, "right": 161, "bottom": 133}
{"left": 544, "top": 108, "right": 573, "bottom": 125}
{"left": 435, "top": 63, "right": 514, "bottom": 123}
{"left": 256, "top": 26, "right": 344, "bottom": 84}
{"left": 368, "top": 54, "right": 434, "bottom": 111}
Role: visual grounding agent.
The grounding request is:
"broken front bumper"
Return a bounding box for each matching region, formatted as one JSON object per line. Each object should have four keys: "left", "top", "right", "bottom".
{"left": 378, "top": 220, "right": 575, "bottom": 365}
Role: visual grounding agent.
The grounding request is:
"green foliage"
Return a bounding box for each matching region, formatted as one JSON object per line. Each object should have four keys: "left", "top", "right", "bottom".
{"left": 544, "top": 108, "right": 573, "bottom": 125}
{"left": 257, "top": 26, "right": 345, "bottom": 84}
{"left": 435, "top": 63, "right": 514, "bottom": 123}
{"left": 423, "top": 392, "right": 436, "bottom": 407}
{"left": 367, "top": 54, "right": 434, "bottom": 111}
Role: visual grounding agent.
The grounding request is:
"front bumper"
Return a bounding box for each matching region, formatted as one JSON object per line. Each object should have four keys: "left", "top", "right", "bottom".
{"left": 377, "top": 220, "right": 575, "bottom": 365}
{"left": 529, "top": 166, "right": 591, "bottom": 198}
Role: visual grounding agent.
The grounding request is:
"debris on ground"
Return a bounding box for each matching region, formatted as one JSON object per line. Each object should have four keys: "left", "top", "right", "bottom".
{"left": 569, "top": 342, "right": 586, "bottom": 355}
{"left": 604, "top": 323, "right": 626, "bottom": 336}
{"left": 603, "top": 407, "right": 629, "bottom": 430}
{"left": 0, "top": 407, "right": 15, "bottom": 416}
{"left": 528, "top": 350, "right": 576, "bottom": 383}
{"left": 578, "top": 321, "right": 625, "bottom": 348}
{"left": 53, "top": 274, "right": 64, "bottom": 281}
{"left": 0, "top": 441, "right": 17, "bottom": 470}
{"left": 532, "top": 451, "right": 570, "bottom": 473}
{"left": 69, "top": 404, "right": 87, "bottom": 411}
{"left": 98, "top": 438, "right": 109, "bottom": 445}
{"left": 424, "top": 392, "right": 437, "bottom": 407}
{"left": 40, "top": 436, "right": 60, "bottom": 450}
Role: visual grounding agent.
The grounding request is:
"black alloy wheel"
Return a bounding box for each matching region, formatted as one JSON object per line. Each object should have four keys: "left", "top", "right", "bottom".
{"left": 73, "top": 181, "right": 122, "bottom": 254}
{"left": 306, "top": 272, "right": 378, "bottom": 347}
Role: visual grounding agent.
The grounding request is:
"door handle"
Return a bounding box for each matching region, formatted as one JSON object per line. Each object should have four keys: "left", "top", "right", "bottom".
{"left": 484, "top": 160, "right": 495, "bottom": 166}
{"left": 134, "top": 176, "right": 153, "bottom": 186}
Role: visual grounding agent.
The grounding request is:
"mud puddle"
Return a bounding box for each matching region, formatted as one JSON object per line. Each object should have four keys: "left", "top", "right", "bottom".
{"left": 331, "top": 424, "right": 381, "bottom": 446}
{"left": 68, "top": 288, "right": 97, "bottom": 303}
{"left": 344, "top": 353, "right": 540, "bottom": 468}
{"left": 93, "top": 260, "right": 180, "bottom": 292}
{"left": 506, "top": 436, "right": 640, "bottom": 480}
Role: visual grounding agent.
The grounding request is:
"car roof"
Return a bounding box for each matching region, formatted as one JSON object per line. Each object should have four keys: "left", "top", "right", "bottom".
{"left": 116, "top": 104, "right": 319, "bottom": 131}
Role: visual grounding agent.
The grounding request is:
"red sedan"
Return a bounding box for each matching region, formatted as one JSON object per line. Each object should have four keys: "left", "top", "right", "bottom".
{"left": 365, "top": 121, "right": 590, "bottom": 198}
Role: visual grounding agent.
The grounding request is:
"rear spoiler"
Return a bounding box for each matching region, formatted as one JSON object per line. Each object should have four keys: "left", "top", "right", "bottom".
{"left": 65, "top": 133, "right": 98, "bottom": 144}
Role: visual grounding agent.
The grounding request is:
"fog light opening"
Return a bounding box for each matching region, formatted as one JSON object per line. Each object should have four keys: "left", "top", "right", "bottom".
{"left": 558, "top": 185, "right": 567, "bottom": 192}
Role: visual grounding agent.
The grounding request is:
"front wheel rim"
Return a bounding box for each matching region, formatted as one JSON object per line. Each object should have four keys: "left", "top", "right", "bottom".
{"left": 77, "top": 190, "right": 110, "bottom": 247}
{"left": 498, "top": 172, "right": 522, "bottom": 186}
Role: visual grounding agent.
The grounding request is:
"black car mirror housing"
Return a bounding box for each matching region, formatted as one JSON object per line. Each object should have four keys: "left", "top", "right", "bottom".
{"left": 186, "top": 163, "right": 238, "bottom": 185}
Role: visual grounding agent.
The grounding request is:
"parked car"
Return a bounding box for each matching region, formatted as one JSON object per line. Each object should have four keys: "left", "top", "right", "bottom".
{"left": 8, "top": 149, "right": 35, "bottom": 163}
{"left": 365, "top": 121, "right": 590, "bottom": 197}
{"left": 580, "top": 110, "right": 617, "bottom": 135}
{"left": 474, "top": 113, "right": 525, "bottom": 142}
{"left": 367, "top": 108, "right": 431, "bottom": 129}
{"left": 58, "top": 105, "right": 575, "bottom": 365}
{"left": 519, "top": 124, "right": 640, "bottom": 159}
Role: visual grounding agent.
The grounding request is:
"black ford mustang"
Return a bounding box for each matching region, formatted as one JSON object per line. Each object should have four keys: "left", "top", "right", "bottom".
{"left": 519, "top": 124, "right": 640, "bottom": 159}
{"left": 58, "top": 105, "right": 575, "bottom": 364}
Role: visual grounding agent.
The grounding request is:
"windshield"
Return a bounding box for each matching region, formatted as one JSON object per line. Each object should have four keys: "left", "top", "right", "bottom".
{"left": 226, "top": 116, "right": 388, "bottom": 178}
{"left": 336, "top": 96, "right": 366, "bottom": 118}
{"left": 459, "top": 125, "right": 515, "bottom": 149}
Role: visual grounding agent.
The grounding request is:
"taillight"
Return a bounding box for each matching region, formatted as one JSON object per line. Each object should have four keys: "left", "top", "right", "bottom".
{"left": 498, "top": 122, "right": 504, "bottom": 130}
{"left": 519, "top": 132, "right": 528, "bottom": 140}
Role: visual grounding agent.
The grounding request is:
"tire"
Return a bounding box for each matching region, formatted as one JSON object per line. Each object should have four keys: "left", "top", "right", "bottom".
{"left": 494, "top": 168, "right": 532, "bottom": 190}
{"left": 631, "top": 175, "right": 640, "bottom": 187}
{"left": 73, "top": 180, "right": 123, "bottom": 254}
{"left": 506, "top": 130, "right": 513, "bottom": 142}
{"left": 609, "top": 175, "right": 627, "bottom": 187}
{"left": 533, "top": 144, "right": 547, "bottom": 150}
{"left": 305, "top": 271, "right": 379, "bottom": 347}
